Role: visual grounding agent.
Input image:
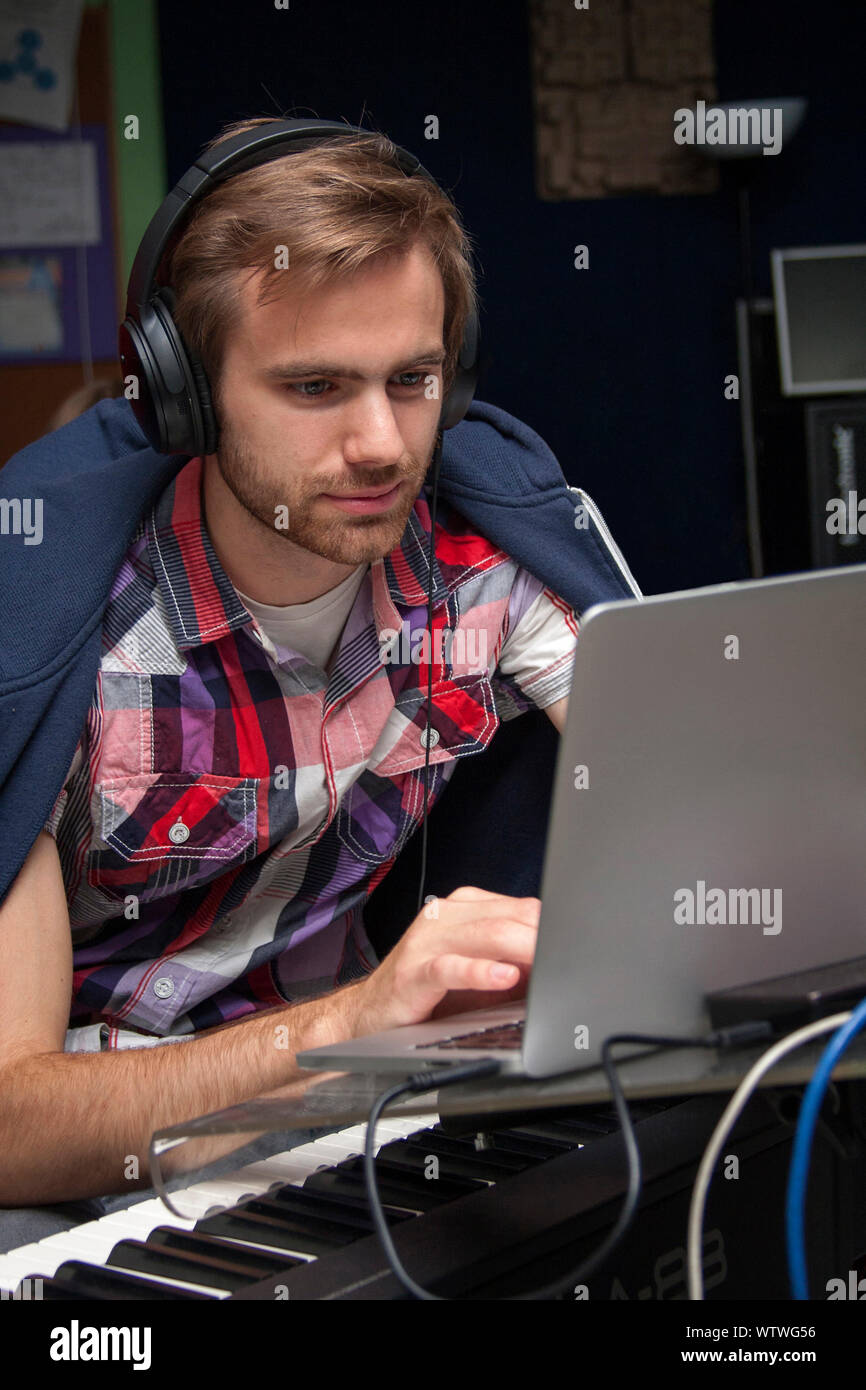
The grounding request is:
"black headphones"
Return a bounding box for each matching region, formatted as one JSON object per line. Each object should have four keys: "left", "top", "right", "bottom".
{"left": 118, "top": 118, "right": 481, "bottom": 457}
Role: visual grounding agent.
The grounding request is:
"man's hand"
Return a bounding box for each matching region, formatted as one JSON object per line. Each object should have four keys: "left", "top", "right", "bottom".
{"left": 350, "top": 885, "right": 540, "bottom": 1036}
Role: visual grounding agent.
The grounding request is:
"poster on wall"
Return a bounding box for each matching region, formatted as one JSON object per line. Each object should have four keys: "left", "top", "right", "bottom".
{"left": 0, "top": 124, "right": 117, "bottom": 362}
{"left": 0, "top": 0, "right": 84, "bottom": 132}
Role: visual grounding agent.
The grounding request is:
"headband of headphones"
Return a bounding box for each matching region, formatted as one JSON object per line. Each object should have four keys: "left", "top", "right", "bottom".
{"left": 118, "top": 118, "right": 481, "bottom": 458}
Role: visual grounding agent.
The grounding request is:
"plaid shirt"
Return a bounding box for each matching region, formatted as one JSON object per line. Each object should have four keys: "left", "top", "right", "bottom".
{"left": 45, "top": 455, "right": 578, "bottom": 1050}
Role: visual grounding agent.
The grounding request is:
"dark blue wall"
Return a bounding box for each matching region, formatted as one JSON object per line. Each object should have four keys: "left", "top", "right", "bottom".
{"left": 157, "top": 0, "right": 865, "bottom": 595}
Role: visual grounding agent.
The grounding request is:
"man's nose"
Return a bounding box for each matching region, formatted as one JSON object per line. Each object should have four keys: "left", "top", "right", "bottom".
{"left": 342, "top": 389, "right": 405, "bottom": 468}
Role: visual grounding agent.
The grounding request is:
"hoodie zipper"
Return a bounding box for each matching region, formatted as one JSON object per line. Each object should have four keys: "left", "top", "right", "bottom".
{"left": 568, "top": 486, "right": 642, "bottom": 598}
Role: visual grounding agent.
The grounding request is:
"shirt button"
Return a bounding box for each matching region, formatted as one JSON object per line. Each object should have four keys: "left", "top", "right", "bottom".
{"left": 153, "top": 976, "right": 174, "bottom": 999}
{"left": 168, "top": 818, "right": 190, "bottom": 845}
{"left": 419, "top": 726, "right": 440, "bottom": 749}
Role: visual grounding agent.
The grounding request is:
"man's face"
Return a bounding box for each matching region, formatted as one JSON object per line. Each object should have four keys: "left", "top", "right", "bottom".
{"left": 209, "top": 239, "right": 446, "bottom": 567}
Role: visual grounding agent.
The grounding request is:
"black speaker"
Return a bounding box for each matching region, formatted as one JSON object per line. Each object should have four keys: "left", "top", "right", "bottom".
{"left": 806, "top": 398, "right": 866, "bottom": 567}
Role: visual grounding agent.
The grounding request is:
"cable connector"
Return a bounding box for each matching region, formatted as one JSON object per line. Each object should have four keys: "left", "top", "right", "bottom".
{"left": 707, "top": 1019, "right": 776, "bottom": 1049}
{"left": 406, "top": 1058, "right": 502, "bottom": 1093}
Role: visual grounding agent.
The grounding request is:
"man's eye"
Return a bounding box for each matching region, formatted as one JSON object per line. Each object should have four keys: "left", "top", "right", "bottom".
{"left": 292, "top": 380, "right": 330, "bottom": 397}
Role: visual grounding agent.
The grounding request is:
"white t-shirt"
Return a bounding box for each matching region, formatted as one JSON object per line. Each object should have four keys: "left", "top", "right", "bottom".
{"left": 235, "top": 564, "right": 368, "bottom": 673}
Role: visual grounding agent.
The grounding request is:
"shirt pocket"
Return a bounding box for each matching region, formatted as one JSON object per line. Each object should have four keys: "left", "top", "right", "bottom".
{"left": 334, "top": 672, "right": 499, "bottom": 867}
{"left": 88, "top": 773, "right": 260, "bottom": 905}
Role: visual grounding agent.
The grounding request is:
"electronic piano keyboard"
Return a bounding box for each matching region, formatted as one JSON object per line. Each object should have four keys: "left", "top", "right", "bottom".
{"left": 0, "top": 1100, "right": 672, "bottom": 1300}
{"left": 0, "top": 1112, "right": 437, "bottom": 1298}
{"left": 1, "top": 1088, "right": 855, "bottom": 1299}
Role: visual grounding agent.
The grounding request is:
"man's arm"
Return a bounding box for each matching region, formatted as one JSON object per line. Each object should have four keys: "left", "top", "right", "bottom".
{"left": 494, "top": 576, "right": 576, "bottom": 731}
{"left": 0, "top": 833, "right": 539, "bottom": 1206}
{"left": 545, "top": 696, "right": 568, "bottom": 735}
{"left": 0, "top": 830, "right": 365, "bottom": 1206}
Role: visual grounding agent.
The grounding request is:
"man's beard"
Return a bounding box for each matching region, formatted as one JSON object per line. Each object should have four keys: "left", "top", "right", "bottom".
{"left": 214, "top": 416, "right": 432, "bottom": 566}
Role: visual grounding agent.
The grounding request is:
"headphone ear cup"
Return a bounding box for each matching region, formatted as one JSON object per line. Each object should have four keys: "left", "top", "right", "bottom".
{"left": 187, "top": 352, "right": 219, "bottom": 457}
{"left": 132, "top": 287, "right": 203, "bottom": 457}
{"left": 118, "top": 313, "right": 163, "bottom": 451}
{"left": 155, "top": 285, "right": 218, "bottom": 456}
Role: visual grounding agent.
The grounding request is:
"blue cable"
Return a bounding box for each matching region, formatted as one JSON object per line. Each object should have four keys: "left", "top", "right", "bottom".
{"left": 786, "top": 996, "right": 866, "bottom": 1299}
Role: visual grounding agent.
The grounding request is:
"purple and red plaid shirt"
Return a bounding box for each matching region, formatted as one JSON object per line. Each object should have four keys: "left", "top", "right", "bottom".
{"left": 45, "top": 455, "right": 578, "bottom": 1051}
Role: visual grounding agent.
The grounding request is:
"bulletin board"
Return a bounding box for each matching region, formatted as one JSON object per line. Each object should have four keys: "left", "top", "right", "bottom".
{"left": 0, "top": 123, "right": 118, "bottom": 362}
{"left": 0, "top": 2, "right": 124, "bottom": 463}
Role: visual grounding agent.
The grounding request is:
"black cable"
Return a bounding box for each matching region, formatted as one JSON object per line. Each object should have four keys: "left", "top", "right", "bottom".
{"left": 363, "top": 1020, "right": 773, "bottom": 1300}
{"left": 363, "top": 1059, "right": 502, "bottom": 1301}
{"left": 415, "top": 431, "right": 441, "bottom": 919}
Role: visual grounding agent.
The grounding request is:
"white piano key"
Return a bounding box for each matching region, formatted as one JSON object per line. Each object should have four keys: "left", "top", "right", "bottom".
{"left": 97, "top": 1197, "right": 202, "bottom": 1234}
{"left": 286, "top": 1139, "right": 363, "bottom": 1167}
{"left": 13, "top": 1228, "right": 122, "bottom": 1274}
{"left": 241, "top": 1141, "right": 352, "bottom": 1183}
{"left": 167, "top": 1181, "right": 262, "bottom": 1209}
{"left": 197, "top": 1117, "right": 434, "bottom": 1194}
{"left": 0, "top": 1246, "right": 61, "bottom": 1288}
{"left": 380, "top": 1117, "right": 437, "bottom": 1136}
{"left": 302, "top": 1132, "right": 366, "bottom": 1157}
{"left": 226, "top": 1154, "right": 363, "bottom": 1193}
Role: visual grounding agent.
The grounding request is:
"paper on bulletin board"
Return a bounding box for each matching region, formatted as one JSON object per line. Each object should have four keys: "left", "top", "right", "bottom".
{"left": 0, "top": 139, "right": 100, "bottom": 246}
{"left": 0, "top": 254, "right": 63, "bottom": 354}
{"left": 0, "top": 0, "right": 84, "bottom": 131}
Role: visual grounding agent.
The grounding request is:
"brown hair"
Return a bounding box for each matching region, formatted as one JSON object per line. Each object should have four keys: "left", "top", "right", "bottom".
{"left": 163, "top": 117, "right": 479, "bottom": 408}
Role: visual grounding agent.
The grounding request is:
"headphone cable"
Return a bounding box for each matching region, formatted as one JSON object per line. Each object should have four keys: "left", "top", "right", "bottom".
{"left": 415, "top": 429, "right": 442, "bottom": 918}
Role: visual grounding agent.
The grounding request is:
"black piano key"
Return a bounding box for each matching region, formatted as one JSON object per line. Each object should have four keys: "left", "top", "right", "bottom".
{"left": 400, "top": 1132, "right": 537, "bottom": 1174}
{"left": 431, "top": 1120, "right": 576, "bottom": 1159}
{"left": 235, "top": 1197, "right": 367, "bottom": 1244}
{"left": 494, "top": 1127, "right": 581, "bottom": 1153}
{"left": 278, "top": 1182, "right": 410, "bottom": 1221}
{"left": 343, "top": 1151, "right": 487, "bottom": 1193}
{"left": 304, "top": 1167, "right": 445, "bottom": 1212}
{"left": 266, "top": 1185, "right": 409, "bottom": 1230}
{"left": 35, "top": 1278, "right": 95, "bottom": 1300}
{"left": 106, "top": 1238, "right": 269, "bottom": 1294}
{"left": 365, "top": 1145, "right": 494, "bottom": 1188}
{"left": 381, "top": 1141, "right": 522, "bottom": 1182}
{"left": 507, "top": 1119, "right": 597, "bottom": 1145}
{"left": 547, "top": 1114, "right": 620, "bottom": 1136}
{"left": 196, "top": 1207, "right": 350, "bottom": 1259}
{"left": 50, "top": 1260, "right": 214, "bottom": 1300}
{"left": 480, "top": 1130, "right": 576, "bottom": 1159}
{"left": 148, "top": 1226, "right": 303, "bottom": 1275}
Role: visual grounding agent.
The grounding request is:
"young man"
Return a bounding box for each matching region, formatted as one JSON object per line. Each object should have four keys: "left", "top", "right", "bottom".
{"left": 0, "top": 120, "right": 634, "bottom": 1219}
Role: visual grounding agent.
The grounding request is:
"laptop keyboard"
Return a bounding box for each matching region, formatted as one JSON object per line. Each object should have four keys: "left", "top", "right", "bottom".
{"left": 414, "top": 1019, "right": 525, "bottom": 1051}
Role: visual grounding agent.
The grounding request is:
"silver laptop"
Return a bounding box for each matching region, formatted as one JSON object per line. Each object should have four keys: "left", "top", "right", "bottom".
{"left": 298, "top": 563, "right": 866, "bottom": 1078}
